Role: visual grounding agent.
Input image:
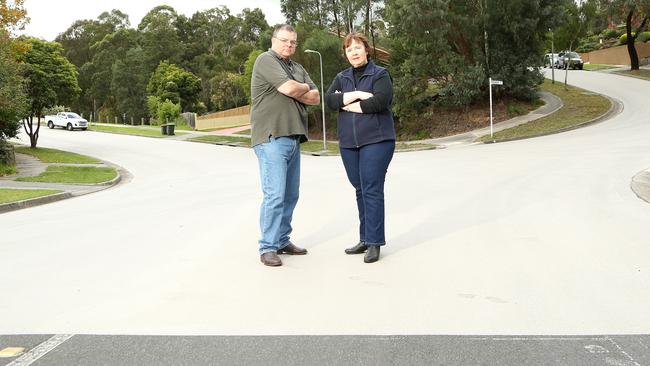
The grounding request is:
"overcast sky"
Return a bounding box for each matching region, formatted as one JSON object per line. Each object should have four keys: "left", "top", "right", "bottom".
{"left": 18, "top": 0, "right": 286, "bottom": 41}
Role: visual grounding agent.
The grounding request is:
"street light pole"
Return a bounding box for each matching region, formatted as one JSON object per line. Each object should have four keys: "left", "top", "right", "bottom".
{"left": 304, "top": 49, "right": 327, "bottom": 152}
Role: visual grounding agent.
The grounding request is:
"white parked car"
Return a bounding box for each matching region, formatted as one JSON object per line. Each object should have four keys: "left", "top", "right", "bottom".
{"left": 45, "top": 112, "right": 88, "bottom": 131}
{"left": 557, "top": 51, "right": 584, "bottom": 70}
{"left": 544, "top": 53, "right": 559, "bottom": 68}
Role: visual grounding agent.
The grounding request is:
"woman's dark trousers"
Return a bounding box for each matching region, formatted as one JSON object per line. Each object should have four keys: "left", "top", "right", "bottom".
{"left": 340, "top": 140, "right": 395, "bottom": 246}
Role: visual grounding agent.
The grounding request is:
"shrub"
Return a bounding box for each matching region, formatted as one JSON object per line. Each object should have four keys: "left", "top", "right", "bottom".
{"left": 639, "top": 32, "right": 650, "bottom": 43}
{"left": 601, "top": 28, "right": 621, "bottom": 39}
{"left": 619, "top": 32, "right": 636, "bottom": 44}
{"left": 146, "top": 96, "right": 161, "bottom": 124}
{"left": 157, "top": 99, "right": 181, "bottom": 125}
{"left": 576, "top": 42, "right": 599, "bottom": 53}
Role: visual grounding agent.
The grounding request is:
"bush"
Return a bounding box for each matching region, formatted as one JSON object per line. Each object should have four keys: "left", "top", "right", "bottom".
{"left": 619, "top": 32, "right": 636, "bottom": 44}
{"left": 601, "top": 28, "right": 621, "bottom": 39}
{"left": 576, "top": 42, "right": 599, "bottom": 53}
{"left": 639, "top": 32, "right": 650, "bottom": 43}
{"left": 0, "top": 142, "right": 15, "bottom": 166}
{"left": 157, "top": 99, "right": 181, "bottom": 125}
{"left": 146, "top": 96, "right": 161, "bottom": 124}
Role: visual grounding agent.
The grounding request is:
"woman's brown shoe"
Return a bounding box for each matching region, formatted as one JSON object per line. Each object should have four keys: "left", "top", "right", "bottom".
{"left": 345, "top": 242, "right": 368, "bottom": 254}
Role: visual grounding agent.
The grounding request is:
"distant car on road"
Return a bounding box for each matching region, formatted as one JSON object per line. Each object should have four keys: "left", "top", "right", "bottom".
{"left": 544, "top": 53, "right": 559, "bottom": 68}
{"left": 45, "top": 112, "right": 88, "bottom": 131}
{"left": 557, "top": 51, "right": 584, "bottom": 70}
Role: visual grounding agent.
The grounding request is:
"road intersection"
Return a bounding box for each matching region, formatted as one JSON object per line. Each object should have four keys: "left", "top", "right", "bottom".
{"left": 1, "top": 69, "right": 649, "bottom": 364}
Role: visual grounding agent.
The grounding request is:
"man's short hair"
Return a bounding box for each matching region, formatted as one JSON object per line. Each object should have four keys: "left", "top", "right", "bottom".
{"left": 273, "top": 24, "right": 296, "bottom": 37}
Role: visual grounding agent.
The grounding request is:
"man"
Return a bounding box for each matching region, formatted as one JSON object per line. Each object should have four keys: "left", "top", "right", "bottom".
{"left": 250, "top": 24, "right": 320, "bottom": 267}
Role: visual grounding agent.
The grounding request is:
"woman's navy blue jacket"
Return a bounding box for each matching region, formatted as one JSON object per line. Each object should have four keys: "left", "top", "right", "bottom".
{"left": 326, "top": 60, "right": 396, "bottom": 148}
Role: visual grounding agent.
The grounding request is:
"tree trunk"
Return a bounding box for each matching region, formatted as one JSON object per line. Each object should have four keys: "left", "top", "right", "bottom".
{"left": 332, "top": 0, "right": 341, "bottom": 39}
{"left": 370, "top": 2, "right": 377, "bottom": 59}
{"left": 317, "top": 0, "right": 322, "bottom": 27}
{"left": 22, "top": 116, "right": 40, "bottom": 148}
{"left": 365, "top": 0, "right": 370, "bottom": 35}
{"left": 626, "top": 10, "right": 640, "bottom": 71}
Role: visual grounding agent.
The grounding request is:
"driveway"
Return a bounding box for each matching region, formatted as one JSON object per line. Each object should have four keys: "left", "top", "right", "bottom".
{"left": 1, "top": 68, "right": 649, "bottom": 337}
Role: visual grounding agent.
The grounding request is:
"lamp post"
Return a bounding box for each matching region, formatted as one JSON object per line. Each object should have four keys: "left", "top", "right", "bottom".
{"left": 304, "top": 49, "right": 327, "bottom": 151}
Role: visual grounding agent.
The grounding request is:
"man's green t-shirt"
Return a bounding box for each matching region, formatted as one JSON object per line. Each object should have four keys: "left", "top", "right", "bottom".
{"left": 250, "top": 49, "right": 317, "bottom": 147}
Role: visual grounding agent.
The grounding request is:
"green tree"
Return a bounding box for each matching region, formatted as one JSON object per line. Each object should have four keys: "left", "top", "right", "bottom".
{"left": 138, "top": 5, "right": 183, "bottom": 71}
{"left": 240, "top": 49, "right": 263, "bottom": 103}
{"left": 385, "top": 0, "right": 568, "bottom": 116}
{"left": 19, "top": 38, "right": 80, "bottom": 147}
{"left": 1, "top": 0, "right": 29, "bottom": 146}
{"left": 56, "top": 10, "right": 131, "bottom": 116}
{"left": 0, "top": 33, "right": 27, "bottom": 143}
{"left": 210, "top": 72, "right": 247, "bottom": 110}
{"left": 84, "top": 28, "right": 140, "bottom": 118}
{"left": 0, "top": 0, "right": 28, "bottom": 35}
{"left": 147, "top": 61, "right": 202, "bottom": 112}
{"left": 55, "top": 10, "right": 130, "bottom": 68}
{"left": 238, "top": 8, "right": 270, "bottom": 43}
{"left": 112, "top": 47, "right": 148, "bottom": 122}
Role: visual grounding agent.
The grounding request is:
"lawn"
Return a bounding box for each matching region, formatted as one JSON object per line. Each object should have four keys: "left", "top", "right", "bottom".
{"left": 583, "top": 64, "right": 619, "bottom": 71}
{"left": 15, "top": 146, "right": 100, "bottom": 164}
{"left": 479, "top": 79, "right": 611, "bottom": 143}
{"left": 189, "top": 135, "right": 252, "bottom": 144}
{"left": 0, "top": 188, "right": 63, "bottom": 204}
{"left": 89, "top": 124, "right": 189, "bottom": 137}
{"left": 16, "top": 166, "right": 118, "bottom": 184}
{"left": 616, "top": 69, "right": 650, "bottom": 80}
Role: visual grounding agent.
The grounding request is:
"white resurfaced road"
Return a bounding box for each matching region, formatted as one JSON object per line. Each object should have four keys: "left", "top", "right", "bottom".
{"left": 1, "top": 69, "right": 649, "bottom": 335}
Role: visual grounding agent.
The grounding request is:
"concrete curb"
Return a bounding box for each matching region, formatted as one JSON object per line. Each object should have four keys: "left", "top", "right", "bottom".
{"left": 631, "top": 169, "right": 650, "bottom": 204}
{"left": 483, "top": 94, "right": 623, "bottom": 144}
{"left": 0, "top": 191, "right": 73, "bottom": 214}
{"left": 0, "top": 159, "right": 128, "bottom": 214}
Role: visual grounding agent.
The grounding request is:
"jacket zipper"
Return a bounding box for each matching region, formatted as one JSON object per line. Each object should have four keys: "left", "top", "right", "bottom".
{"left": 352, "top": 87, "right": 359, "bottom": 147}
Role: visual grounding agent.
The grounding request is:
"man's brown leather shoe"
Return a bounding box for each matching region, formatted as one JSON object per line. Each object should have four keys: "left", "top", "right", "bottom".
{"left": 260, "top": 252, "right": 282, "bottom": 266}
{"left": 277, "top": 242, "right": 307, "bottom": 255}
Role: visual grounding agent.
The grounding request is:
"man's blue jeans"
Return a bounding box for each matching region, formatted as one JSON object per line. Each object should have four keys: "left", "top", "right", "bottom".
{"left": 254, "top": 136, "right": 301, "bottom": 254}
{"left": 340, "top": 140, "right": 395, "bottom": 246}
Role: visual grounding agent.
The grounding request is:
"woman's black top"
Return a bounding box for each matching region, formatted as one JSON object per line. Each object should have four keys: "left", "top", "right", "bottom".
{"left": 324, "top": 62, "right": 392, "bottom": 113}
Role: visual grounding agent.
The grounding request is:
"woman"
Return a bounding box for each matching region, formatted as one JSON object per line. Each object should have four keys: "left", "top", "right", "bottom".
{"left": 325, "top": 33, "right": 396, "bottom": 263}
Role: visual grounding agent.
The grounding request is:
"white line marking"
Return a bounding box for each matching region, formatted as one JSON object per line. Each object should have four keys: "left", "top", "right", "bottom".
{"left": 6, "top": 334, "right": 74, "bottom": 366}
{"left": 606, "top": 337, "right": 642, "bottom": 366}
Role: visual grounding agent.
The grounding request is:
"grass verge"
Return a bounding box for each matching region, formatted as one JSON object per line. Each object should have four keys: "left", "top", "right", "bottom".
{"left": 583, "top": 64, "right": 619, "bottom": 71}
{"left": 15, "top": 146, "right": 100, "bottom": 164}
{"left": 1, "top": 163, "right": 17, "bottom": 176}
{"left": 0, "top": 188, "right": 63, "bottom": 204}
{"left": 301, "top": 141, "right": 340, "bottom": 154}
{"left": 16, "top": 166, "right": 118, "bottom": 184}
{"left": 189, "top": 135, "right": 251, "bottom": 144}
{"left": 189, "top": 135, "right": 436, "bottom": 154}
{"left": 396, "top": 142, "right": 438, "bottom": 151}
{"left": 615, "top": 69, "right": 650, "bottom": 80}
{"left": 89, "top": 124, "right": 188, "bottom": 137}
{"left": 479, "top": 79, "right": 611, "bottom": 143}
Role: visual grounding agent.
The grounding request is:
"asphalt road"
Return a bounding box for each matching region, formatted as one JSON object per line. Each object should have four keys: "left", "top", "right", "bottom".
{"left": 1, "top": 69, "right": 649, "bottom": 364}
